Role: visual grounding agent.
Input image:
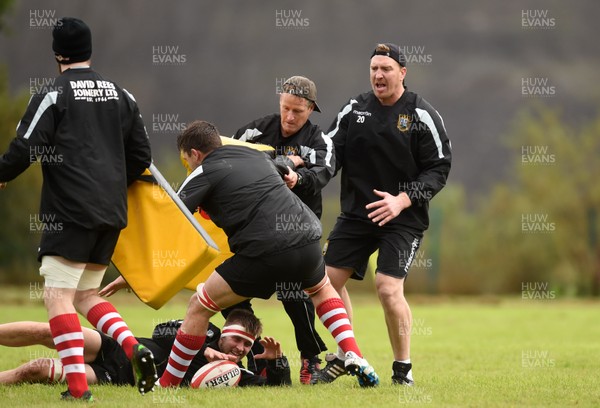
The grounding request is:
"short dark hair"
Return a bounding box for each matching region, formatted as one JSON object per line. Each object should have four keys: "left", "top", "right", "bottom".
{"left": 177, "top": 120, "right": 222, "bottom": 154}
{"left": 224, "top": 309, "right": 263, "bottom": 339}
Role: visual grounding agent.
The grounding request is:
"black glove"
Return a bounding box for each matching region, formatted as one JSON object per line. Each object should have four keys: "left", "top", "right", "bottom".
{"left": 273, "top": 155, "right": 293, "bottom": 177}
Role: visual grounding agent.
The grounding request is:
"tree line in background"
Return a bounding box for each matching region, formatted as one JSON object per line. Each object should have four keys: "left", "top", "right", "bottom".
{"left": 1, "top": 65, "right": 598, "bottom": 295}
{"left": 408, "top": 103, "right": 600, "bottom": 296}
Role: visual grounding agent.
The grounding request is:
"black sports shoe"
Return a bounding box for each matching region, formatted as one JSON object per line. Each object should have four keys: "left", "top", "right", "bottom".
{"left": 299, "top": 356, "right": 321, "bottom": 385}
{"left": 131, "top": 344, "right": 158, "bottom": 395}
{"left": 313, "top": 353, "right": 347, "bottom": 384}
{"left": 392, "top": 361, "right": 414, "bottom": 386}
{"left": 61, "top": 389, "right": 94, "bottom": 401}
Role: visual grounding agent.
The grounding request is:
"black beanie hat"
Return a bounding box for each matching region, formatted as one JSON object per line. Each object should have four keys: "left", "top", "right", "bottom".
{"left": 52, "top": 17, "right": 92, "bottom": 64}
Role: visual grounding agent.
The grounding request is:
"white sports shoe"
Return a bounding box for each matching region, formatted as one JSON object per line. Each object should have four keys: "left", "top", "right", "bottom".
{"left": 344, "top": 351, "right": 380, "bottom": 387}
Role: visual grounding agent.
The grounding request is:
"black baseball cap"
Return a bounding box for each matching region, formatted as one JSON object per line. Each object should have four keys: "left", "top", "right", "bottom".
{"left": 281, "top": 76, "right": 321, "bottom": 113}
{"left": 370, "top": 43, "right": 406, "bottom": 67}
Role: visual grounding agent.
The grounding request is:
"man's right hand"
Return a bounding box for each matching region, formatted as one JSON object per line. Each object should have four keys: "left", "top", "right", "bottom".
{"left": 0, "top": 182, "right": 7, "bottom": 190}
{"left": 204, "top": 347, "right": 238, "bottom": 363}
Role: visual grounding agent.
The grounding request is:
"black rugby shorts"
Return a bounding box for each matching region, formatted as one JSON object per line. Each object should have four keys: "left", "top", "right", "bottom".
{"left": 38, "top": 223, "right": 120, "bottom": 264}
{"left": 323, "top": 217, "right": 423, "bottom": 280}
{"left": 216, "top": 241, "right": 325, "bottom": 299}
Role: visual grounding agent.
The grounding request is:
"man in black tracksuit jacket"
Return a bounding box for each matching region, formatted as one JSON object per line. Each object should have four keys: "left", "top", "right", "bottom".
{"left": 0, "top": 17, "right": 154, "bottom": 400}
{"left": 231, "top": 76, "right": 333, "bottom": 383}
{"left": 318, "top": 43, "right": 451, "bottom": 386}
{"left": 157, "top": 120, "right": 379, "bottom": 389}
{"left": 177, "top": 144, "right": 322, "bottom": 258}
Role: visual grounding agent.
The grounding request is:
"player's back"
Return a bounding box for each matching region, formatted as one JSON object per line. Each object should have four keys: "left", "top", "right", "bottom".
{"left": 181, "top": 145, "right": 321, "bottom": 256}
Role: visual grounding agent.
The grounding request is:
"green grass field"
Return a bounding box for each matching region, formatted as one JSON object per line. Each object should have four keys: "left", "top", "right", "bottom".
{"left": 0, "top": 288, "right": 598, "bottom": 407}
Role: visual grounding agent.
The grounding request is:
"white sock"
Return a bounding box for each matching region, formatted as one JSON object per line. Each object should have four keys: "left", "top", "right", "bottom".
{"left": 336, "top": 347, "right": 345, "bottom": 360}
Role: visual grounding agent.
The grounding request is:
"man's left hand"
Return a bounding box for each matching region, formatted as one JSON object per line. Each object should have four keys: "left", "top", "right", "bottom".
{"left": 0, "top": 182, "right": 7, "bottom": 190}
{"left": 366, "top": 189, "right": 412, "bottom": 226}
{"left": 283, "top": 168, "right": 299, "bottom": 189}
{"left": 98, "top": 275, "right": 131, "bottom": 297}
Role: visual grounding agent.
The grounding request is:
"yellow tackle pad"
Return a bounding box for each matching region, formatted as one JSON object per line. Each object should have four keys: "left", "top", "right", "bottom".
{"left": 111, "top": 136, "right": 273, "bottom": 309}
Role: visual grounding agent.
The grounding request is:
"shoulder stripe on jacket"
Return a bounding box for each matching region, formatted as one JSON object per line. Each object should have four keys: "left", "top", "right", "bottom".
{"left": 23, "top": 92, "right": 58, "bottom": 140}
{"left": 321, "top": 133, "right": 334, "bottom": 167}
{"left": 177, "top": 165, "right": 204, "bottom": 194}
{"left": 324, "top": 99, "right": 357, "bottom": 139}
{"left": 237, "top": 128, "right": 262, "bottom": 142}
{"left": 122, "top": 88, "right": 136, "bottom": 102}
{"left": 415, "top": 107, "right": 445, "bottom": 159}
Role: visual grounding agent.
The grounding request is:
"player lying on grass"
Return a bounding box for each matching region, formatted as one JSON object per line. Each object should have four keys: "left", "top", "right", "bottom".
{"left": 0, "top": 309, "right": 290, "bottom": 387}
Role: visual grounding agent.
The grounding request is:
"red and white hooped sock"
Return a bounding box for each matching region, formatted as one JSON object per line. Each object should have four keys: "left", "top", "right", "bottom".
{"left": 316, "top": 297, "right": 362, "bottom": 357}
{"left": 159, "top": 329, "right": 205, "bottom": 387}
{"left": 87, "top": 302, "right": 138, "bottom": 359}
{"left": 49, "top": 313, "right": 88, "bottom": 397}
